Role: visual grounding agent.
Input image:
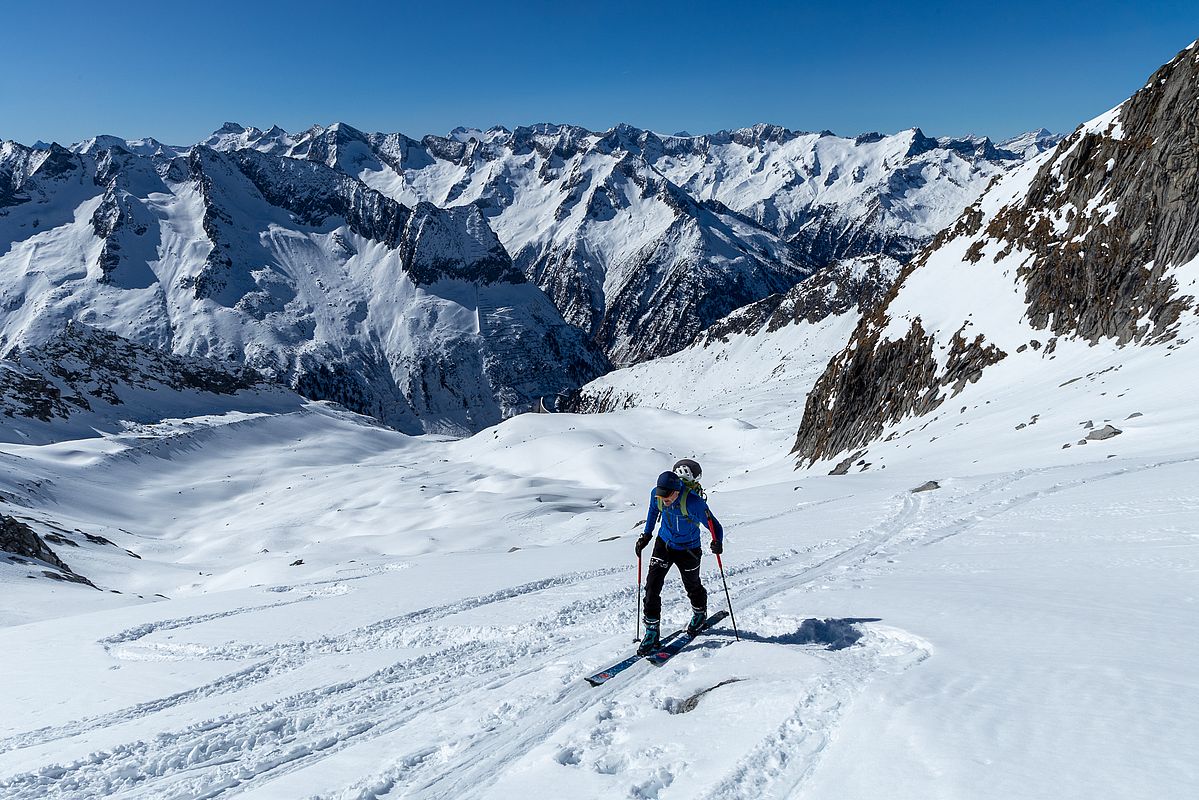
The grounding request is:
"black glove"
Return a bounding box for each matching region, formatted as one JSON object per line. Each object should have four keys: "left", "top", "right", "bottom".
{"left": 635, "top": 534, "right": 652, "bottom": 556}
{"left": 710, "top": 538, "right": 723, "bottom": 555}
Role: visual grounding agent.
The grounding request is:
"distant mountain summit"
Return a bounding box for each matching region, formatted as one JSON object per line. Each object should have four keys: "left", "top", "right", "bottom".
{"left": 997, "top": 127, "right": 1064, "bottom": 159}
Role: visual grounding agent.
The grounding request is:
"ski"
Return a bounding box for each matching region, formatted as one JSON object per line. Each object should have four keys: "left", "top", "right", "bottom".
{"left": 584, "top": 611, "right": 730, "bottom": 686}
{"left": 644, "top": 610, "right": 729, "bottom": 668}
{"left": 585, "top": 631, "right": 683, "bottom": 686}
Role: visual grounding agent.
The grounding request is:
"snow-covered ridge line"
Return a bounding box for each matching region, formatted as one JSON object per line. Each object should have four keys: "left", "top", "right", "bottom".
{"left": 23, "top": 119, "right": 1055, "bottom": 366}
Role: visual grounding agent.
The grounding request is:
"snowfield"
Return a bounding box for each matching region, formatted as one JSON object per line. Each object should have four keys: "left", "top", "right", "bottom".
{"left": 1, "top": 378, "right": 1196, "bottom": 798}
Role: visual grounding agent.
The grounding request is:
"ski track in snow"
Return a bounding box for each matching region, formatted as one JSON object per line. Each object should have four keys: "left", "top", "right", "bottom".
{"left": 2, "top": 456, "right": 1189, "bottom": 799}
{"left": 0, "top": 567, "right": 624, "bottom": 758}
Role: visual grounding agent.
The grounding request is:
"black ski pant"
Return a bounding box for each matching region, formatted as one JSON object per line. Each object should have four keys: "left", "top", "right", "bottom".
{"left": 643, "top": 537, "right": 707, "bottom": 622}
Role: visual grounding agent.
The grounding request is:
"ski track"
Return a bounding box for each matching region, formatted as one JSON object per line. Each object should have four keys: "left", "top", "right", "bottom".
{"left": 0, "top": 567, "right": 624, "bottom": 758}
{"left": 4, "top": 457, "right": 1183, "bottom": 799}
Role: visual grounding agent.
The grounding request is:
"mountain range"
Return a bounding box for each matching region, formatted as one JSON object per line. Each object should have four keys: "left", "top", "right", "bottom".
{"left": 0, "top": 36, "right": 1196, "bottom": 800}
{"left": 1, "top": 120, "right": 1055, "bottom": 435}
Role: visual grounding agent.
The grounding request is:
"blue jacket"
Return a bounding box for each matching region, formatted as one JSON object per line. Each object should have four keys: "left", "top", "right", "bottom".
{"left": 644, "top": 486, "right": 724, "bottom": 550}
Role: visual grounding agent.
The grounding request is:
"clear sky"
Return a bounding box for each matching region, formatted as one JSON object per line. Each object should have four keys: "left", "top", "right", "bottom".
{"left": 2, "top": 0, "right": 1196, "bottom": 146}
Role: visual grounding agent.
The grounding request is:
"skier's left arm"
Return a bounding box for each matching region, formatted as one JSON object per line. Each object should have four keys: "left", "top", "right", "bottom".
{"left": 705, "top": 507, "right": 724, "bottom": 555}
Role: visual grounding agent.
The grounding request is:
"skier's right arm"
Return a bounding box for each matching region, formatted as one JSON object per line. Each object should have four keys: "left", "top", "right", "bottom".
{"left": 643, "top": 489, "right": 660, "bottom": 537}
{"left": 637, "top": 491, "right": 659, "bottom": 555}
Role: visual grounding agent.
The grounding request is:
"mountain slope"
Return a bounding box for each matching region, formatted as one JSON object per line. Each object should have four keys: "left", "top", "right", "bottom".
{"left": 278, "top": 122, "right": 813, "bottom": 365}
{"left": 566, "top": 255, "right": 901, "bottom": 427}
{"left": 219, "top": 121, "right": 1045, "bottom": 365}
{"left": 1, "top": 322, "right": 304, "bottom": 445}
{"left": 0, "top": 141, "right": 608, "bottom": 435}
{"left": 791, "top": 41, "right": 1199, "bottom": 472}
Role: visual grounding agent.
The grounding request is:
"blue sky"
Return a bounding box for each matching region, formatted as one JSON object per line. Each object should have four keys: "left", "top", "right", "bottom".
{"left": 2, "top": 0, "right": 1196, "bottom": 146}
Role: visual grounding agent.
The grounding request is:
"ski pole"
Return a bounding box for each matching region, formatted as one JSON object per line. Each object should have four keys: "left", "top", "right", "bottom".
{"left": 715, "top": 553, "right": 740, "bottom": 641}
{"left": 635, "top": 552, "right": 643, "bottom": 643}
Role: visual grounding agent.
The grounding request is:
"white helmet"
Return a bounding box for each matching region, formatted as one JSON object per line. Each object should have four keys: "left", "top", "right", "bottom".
{"left": 673, "top": 459, "right": 701, "bottom": 481}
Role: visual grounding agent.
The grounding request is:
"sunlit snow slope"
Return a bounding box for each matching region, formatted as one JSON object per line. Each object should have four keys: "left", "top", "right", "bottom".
{"left": 1, "top": 380, "right": 1195, "bottom": 799}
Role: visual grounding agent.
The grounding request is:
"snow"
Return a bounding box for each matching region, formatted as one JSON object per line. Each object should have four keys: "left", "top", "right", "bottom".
{"left": 1, "top": 316, "right": 1197, "bottom": 799}
{"left": 0, "top": 110, "right": 1194, "bottom": 799}
{"left": 576, "top": 309, "right": 861, "bottom": 428}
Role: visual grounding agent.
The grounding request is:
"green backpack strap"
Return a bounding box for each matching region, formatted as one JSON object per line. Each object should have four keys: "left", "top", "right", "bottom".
{"left": 657, "top": 485, "right": 694, "bottom": 519}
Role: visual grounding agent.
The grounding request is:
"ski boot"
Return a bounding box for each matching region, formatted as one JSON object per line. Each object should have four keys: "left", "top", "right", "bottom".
{"left": 687, "top": 606, "right": 708, "bottom": 636}
{"left": 637, "top": 618, "right": 661, "bottom": 655}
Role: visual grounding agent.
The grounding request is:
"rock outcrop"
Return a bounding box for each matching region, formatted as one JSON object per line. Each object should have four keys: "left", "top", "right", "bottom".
{"left": 0, "top": 514, "right": 95, "bottom": 587}
{"left": 791, "top": 40, "right": 1199, "bottom": 467}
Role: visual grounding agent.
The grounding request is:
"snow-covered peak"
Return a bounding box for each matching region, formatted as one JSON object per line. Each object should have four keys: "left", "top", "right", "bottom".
{"left": 71, "top": 135, "right": 180, "bottom": 157}
{"left": 449, "top": 126, "right": 485, "bottom": 143}
{"left": 998, "top": 127, "right": 1064, "bottom": 158}
{"left": 202, "top": 122, "right": 296, "bottom": 154}
{"left": 0, "top": 138, "right": 608, "bottom": 435}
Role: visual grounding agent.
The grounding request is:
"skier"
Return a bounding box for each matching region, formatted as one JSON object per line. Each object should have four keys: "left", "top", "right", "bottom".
{"left": 635, "top": 458, "right": 724, "bottom": 655}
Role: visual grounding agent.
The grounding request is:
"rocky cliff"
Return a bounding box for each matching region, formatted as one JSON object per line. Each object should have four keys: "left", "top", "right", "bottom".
{"left": 792, "top": 41, "right": 1199, "bottom": 468}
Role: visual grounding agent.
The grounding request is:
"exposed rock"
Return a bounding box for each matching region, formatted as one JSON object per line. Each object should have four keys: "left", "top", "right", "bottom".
{"left": 911, "top": 480, "right": 941, "bottom": 493}
{"left": 792, "top": 314, "right": 1005, "bottom": 465}
{"left": 1, "top": 322, "right": 267, "bottom": 426}
{"left": 978, "top": 47, "right": 1199, "bottom": 345}
{"left": 829, "top": 450, "right": 867, "bottom": 476}
{"left": 1, "top": 140, "right": 609, "bottom": 436}
{"left": 0, "top": 515, "right": 95, "bottom": 587}
{"left": 790, "top": 40, "right": 1199, "bottom": 467}
{"left": 700, "top": 255, "right": 901, "bottom": 344}
{"left": 1086, "top": 424, "right": 1123, "bottom": 441}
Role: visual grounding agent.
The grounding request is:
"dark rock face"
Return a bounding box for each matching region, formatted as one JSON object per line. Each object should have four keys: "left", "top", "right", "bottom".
{"left": 0, "top": 366, "right": 72, "bottom": 422}
{"left": 560, "top": 255, "right": 900, "bottom": 417}
{"left": 399, "top": 203, "right": 523, "bottom": 287}
{"left": 0, "top": 515, "right": 95, "bottom": 587}
{"left": 0, "top": 138, "right": 606, "bottom": 435}
{"left": 790, "top": 265, "right": 1008, "bottom": 463}
{"left": 791, "top": 319, "right": 951, "bottom": 464}
{"left": 513, "top": 161, "right": 811, "bottom": 365}
{"left": 590, "top": 220, "right": 809, "bottom": 365}
{"left": 1, "top": 322, "right": 266, "bottom": 425}
{"left": 249, "top": 120, "right": 1027, "bottom": 367}
{"left": 186, "top": 148, "right": 239, "bottom": 301}
{"left": 700, "top": 255, "right": 901, "bottom": 345}
{"left": 976, "top": 45, "right": 1199, "bottom": 345}
{"left": 0, "top": 143, "right": 84, "bottom": 212}
{"left": 232, "top": 149, "right": 410, "bottom": 247}
{"left": 783, "top": 206, "right": 928, "bottom": 269}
